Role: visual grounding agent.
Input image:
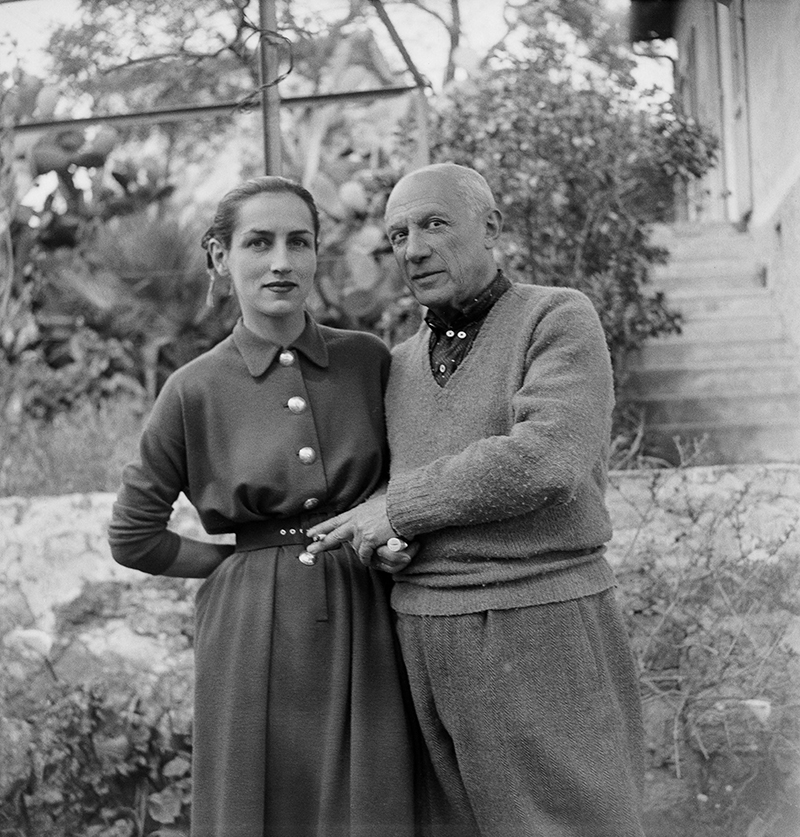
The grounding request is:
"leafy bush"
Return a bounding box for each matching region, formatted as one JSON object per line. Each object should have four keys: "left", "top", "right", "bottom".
{"left": 611, "top": 466, "right": 800, "bottom": 836}
{"left": 416, "top": 25, "right": 718, "bottom": 385}
{"left": 0, "top": 329, "right": 143, "bottom": 422}
{"left": 1, "top": 684, "right": 191, "bottom": 837}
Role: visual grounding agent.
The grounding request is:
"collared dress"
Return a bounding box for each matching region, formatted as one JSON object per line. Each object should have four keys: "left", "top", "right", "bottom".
{"left": 109, "top": 316, "right": 416, "bottom": 837}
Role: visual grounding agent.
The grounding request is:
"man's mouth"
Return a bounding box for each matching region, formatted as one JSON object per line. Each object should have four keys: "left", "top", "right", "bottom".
{"left": 412, "top": 270, "right": 443, "bottom": 281}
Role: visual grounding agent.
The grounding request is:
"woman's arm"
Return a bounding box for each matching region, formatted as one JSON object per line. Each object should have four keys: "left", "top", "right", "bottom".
{"left": 160, "top": 537, "right": 235, "bottom": 578}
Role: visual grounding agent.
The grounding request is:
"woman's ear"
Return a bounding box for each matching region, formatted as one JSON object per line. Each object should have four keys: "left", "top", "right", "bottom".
{"left": 208, "top": 238, "right": 229, "bottom": 276}
{"left": 205, "top": 239, "right": 233, "bottom": 308}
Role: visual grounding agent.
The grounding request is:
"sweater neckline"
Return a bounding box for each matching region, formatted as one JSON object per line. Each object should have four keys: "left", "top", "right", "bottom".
{"left": 417, "top": 283, "right": 517, "bottom": 391}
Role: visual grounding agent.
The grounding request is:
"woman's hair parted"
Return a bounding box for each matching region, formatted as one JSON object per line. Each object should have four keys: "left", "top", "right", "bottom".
{"left": 201, "top": 176, "right": 321, "bottom": 267}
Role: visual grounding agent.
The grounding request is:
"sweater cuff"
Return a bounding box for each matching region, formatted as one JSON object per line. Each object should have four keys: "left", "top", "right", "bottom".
{"left": 386, "top": 472, "right": 431, "bottom": 539}
{"left": 109, "top": 529, "right": 182, "bottom": 576}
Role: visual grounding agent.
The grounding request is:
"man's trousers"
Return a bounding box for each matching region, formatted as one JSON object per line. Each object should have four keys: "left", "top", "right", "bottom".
{"left": 395, "top": 588, "right": 646, "bottom": 837}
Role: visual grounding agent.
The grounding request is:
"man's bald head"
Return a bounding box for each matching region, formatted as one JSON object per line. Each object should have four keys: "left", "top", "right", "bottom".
{"left": 386, "top": 163, "right": 497, "bottom": 222}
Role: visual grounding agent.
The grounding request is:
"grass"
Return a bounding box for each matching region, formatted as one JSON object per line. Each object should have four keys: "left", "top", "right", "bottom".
{"left": 0, "top": 398, "right": 146, "bottom": 498}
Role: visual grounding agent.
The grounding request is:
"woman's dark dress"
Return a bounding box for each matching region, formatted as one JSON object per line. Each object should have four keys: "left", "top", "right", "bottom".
{"left": 109, "top": 317, "right": 416, "bottom": 837}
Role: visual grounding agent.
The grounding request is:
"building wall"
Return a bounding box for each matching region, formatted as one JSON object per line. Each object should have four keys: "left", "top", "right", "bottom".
{"left": 742, "top": 0, "right": 800, "bottom": 227}
{"left": 673, "top": 1, "right": 727, "bottom": 221}
{"left": 741, "top": 0, "right": 800, "bottom": 348}
{"left": 760, "top": 180, "right": 800, "bottom": 348}
{"left": 671, "top": 0, "right": 800, "bottom": 349}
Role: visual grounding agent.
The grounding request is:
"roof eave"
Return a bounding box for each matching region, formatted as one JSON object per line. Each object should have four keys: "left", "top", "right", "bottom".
{"left": 629, "top": 0, "right": 679, "bottom": 42}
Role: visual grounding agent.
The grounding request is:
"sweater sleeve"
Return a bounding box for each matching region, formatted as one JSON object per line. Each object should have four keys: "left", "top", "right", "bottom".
{"left": 386, "top": 291, "right": 614, "bottom": 538}
{"left": 108, "top": 382, "right": 186, "bottom": 574}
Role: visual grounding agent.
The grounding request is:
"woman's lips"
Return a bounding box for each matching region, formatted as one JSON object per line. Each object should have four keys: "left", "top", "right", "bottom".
{"left": 264, "top": 281, "right": 296, "bottom": 291}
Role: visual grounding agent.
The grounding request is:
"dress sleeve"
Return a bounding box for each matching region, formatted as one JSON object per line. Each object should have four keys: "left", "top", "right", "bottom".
{"left": 108, "top": 383, "right": 187, "bottom": 574}
{"left": 385, "top": 291, "right": 614, "bottom": 538}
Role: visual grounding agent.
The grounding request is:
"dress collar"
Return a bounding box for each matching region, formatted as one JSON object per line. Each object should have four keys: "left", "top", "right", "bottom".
{"left": 233, "top": 313, "right": 330, "bottom": 377}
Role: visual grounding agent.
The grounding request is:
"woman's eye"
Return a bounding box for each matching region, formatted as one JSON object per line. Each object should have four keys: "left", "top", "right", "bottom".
{"left": 290, "top": 237, "right": 310, "bottom": 248}
{"left": 247, "top": 237, "right": 269, "bottom": 249}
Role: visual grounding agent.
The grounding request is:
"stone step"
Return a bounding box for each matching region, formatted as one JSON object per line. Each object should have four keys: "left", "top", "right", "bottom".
{"left": 650, "top": 259, "right": 765, "bottom": 290}
{"left": 635, "top": 337, "right": 797, "bottom": 367}
{"left": 650, "top": 221, "right": 743, "bottom": 239}
{"left": 641, "top": 392, "right": 800, "bottom": 427}
{"left": 649, "top": 222, "right": 759, "bottom": 260}
{"left": 628, "top": 361, "right": 800, "bottom": 398}
{"left": 668, "top": 314, "right": 785, "bottom": 342}
{"left": 659, "top": 288, "right": 775, "bottom": 320}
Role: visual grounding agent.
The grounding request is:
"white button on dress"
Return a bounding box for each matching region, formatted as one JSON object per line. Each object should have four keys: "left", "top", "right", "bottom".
{"left": 298, "top": 447, "right": 317, "bottom": 464}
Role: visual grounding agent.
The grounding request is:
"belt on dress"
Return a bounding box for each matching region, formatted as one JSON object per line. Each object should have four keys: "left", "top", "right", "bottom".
{"left": 233, "top": 510, "right": 338, "bottom": 553}
{"left": 233, "top": 511, "right": 339, "bottom": 623}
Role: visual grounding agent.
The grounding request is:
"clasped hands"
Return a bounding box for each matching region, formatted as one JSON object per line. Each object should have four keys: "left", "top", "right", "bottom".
{"left": 305, "top": 494, "right": 415, "bottom": 574}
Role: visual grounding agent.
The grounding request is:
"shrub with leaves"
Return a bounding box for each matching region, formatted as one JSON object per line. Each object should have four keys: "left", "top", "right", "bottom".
{"left": 417, "top": 23, "right": 718, "bottom": 386}
{"left": 1, "top": 684, "right": 191, "bottom": 837}
{"left": 610, "top": 465, "right": 800, "bottom": 836}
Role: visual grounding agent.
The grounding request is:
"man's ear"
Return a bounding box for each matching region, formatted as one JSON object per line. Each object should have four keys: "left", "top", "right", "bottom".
{"left": 484, "top": 208, "right": 503, "bottom": 248}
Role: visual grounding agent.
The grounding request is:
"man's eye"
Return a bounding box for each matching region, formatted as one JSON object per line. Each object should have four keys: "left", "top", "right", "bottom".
{"left": 390, "top": 232, "right": 407, "bottom": 246}
{"left": 427, "top": 219, "right": 445, "bottom": 230}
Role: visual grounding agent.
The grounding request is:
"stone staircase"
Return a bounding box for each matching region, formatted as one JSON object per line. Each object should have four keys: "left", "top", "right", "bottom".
{"left": 625, "top": 222, "right": 800, "bottom": 464}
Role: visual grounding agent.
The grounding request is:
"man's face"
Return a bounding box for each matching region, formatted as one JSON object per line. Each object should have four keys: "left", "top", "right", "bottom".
{"left": 385, "top": 171, "right": 500, "bottom": 311}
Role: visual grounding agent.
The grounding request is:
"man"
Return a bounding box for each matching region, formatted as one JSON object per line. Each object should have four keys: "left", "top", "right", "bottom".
{"left": 307, "top": 163, "right": 646, "bottom": 837}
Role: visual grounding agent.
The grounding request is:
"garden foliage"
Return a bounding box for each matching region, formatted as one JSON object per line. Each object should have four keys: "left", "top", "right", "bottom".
{"left": 416, "top": 21, "right": 718, "bottom": 379}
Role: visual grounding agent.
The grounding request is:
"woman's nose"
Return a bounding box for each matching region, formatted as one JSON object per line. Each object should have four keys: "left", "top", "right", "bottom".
{"left": 270, "top": 240, "right": 291, "bottom": 273}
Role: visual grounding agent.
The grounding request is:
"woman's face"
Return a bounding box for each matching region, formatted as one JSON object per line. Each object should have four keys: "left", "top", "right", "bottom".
{"left": 211, "top": 191, "right": 317, "bottom": 336}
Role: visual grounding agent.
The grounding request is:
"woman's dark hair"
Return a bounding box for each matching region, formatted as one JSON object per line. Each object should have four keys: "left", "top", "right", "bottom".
{"left": 201, "top": 176, "right": 320, "bottom": 263}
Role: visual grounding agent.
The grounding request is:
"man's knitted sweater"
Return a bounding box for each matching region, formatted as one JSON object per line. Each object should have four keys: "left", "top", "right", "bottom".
{"left": 385, "top": 282, "right": 617, "bottom": 616}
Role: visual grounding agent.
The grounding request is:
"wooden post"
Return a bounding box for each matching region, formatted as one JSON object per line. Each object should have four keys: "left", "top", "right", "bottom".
{"left": 258, "top": 0, "right": 282, "bottom": 174}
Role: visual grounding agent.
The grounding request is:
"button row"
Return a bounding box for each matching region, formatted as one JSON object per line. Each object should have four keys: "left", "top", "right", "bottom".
{"left": 279, "top": 350, "right": 318, "bottom": 511}
{"left": 445, "top": 330, "right": 467, "bottom": 339}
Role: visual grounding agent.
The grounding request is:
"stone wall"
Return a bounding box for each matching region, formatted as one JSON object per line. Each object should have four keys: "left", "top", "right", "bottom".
{"left": 2, "top": 465, "right": 799, "bottom": 835}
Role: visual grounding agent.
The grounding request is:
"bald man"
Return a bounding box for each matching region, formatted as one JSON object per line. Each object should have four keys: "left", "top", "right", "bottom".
{"left": 308, "top": 163, "right": 645, "bottom": 837}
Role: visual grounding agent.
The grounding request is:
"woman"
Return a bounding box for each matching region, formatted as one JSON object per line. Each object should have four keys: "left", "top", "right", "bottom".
{"left": 108, "top": 176, "right": 416, "bottom": 837}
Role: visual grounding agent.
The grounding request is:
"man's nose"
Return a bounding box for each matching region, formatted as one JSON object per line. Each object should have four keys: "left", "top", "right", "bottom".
{"left": 270, "top": 240, "right": 291, "bottom": 273}
{"left": 404, "top": 229, "right": 430, "bottom": 262}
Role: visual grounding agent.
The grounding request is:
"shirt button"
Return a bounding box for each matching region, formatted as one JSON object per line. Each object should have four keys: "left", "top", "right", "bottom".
{"left": 303, "top": 497, "right": 319, "bottom": 510}
{"left": 438, "top": 363, "right": 447, "bottom": 373}
{"left": 287, "top": 396, "right": 307, "bottom": 414}
{"left": 446, "top": 330, "right": 455, "bottom": 337}
{"left": 279, "top": 350, "right": 295, "bottom": 366}
{"left": 298, "top": 551, "right": 317, "bottom": 566}
{"left": 298, "top": 446, "right": 317, "bottom": 464}
{"left": 457, "top": 330, "right": 467, "bottom": 339}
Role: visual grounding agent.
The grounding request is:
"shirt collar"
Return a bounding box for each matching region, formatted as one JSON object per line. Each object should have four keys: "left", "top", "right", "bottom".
{"left": 425, "top": 269, "right": 511, "bottom": 333}
{"left": 233, "top": 313, "right": 330, "bottom": 377}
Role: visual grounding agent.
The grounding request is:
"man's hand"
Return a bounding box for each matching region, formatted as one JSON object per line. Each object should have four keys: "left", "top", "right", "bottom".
{"left": 306, "top": 495, "right": 402, "bottom": 565}
{"left": 372, "top": 541, "right": 418, "bottom": 574}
